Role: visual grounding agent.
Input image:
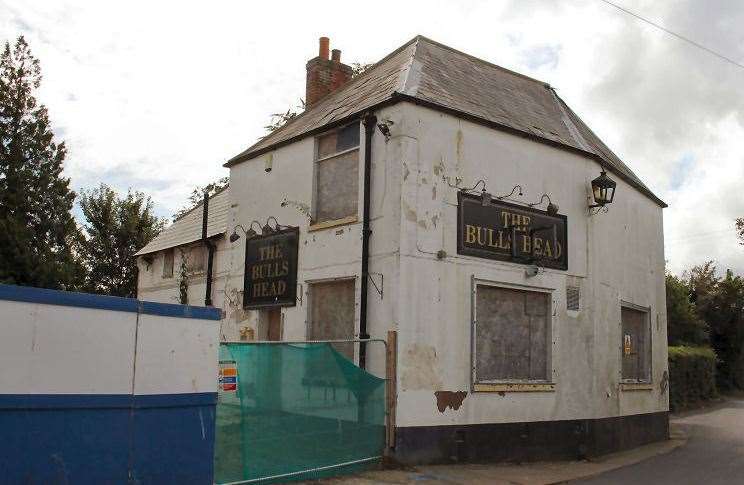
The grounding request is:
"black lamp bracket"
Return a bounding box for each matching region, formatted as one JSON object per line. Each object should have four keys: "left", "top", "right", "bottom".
{"left": 588, "top": 205, "right": 609, "bottom": 216}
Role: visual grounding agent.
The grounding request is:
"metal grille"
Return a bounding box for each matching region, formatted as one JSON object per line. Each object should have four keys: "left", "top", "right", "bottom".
{"left": 566, "top": 286, "right": 580, "bottom": 311}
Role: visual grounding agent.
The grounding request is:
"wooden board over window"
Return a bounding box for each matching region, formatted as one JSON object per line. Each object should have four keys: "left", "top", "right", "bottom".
{"left": 308, "top": 279, "right": 356, "bottom": 360}
{"left": 313, "top": 123, "right": 360, "bottom": 225}
{"left": 621, "top": 306, "right": 651, "bottom": 383}
{"left": 474, "top": 285, "right": 551, "bottom": 385}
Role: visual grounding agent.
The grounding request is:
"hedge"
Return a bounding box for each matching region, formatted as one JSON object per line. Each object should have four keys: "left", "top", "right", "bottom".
{"left": 668, "top": 345, "right": 717, "bottom": 412}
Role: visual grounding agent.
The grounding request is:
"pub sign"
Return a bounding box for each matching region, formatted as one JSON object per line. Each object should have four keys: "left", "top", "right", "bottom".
{"left": 243, "top": 227, "right": 299, "bottom": 308}
{"left": 457, "top": 192, "right": 568, "bottom": 270}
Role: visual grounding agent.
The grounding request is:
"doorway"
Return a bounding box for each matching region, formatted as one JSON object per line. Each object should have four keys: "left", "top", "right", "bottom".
{"left": 265, "top": 307, "right": 282, "bottom": 341}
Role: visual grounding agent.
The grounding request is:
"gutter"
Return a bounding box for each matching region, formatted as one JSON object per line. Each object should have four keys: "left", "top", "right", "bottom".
{"left": 359, "top": 112, "right": 377, "bottom": 370}
{"left": 202, "top": 192, "right": 215, "bottom": 307}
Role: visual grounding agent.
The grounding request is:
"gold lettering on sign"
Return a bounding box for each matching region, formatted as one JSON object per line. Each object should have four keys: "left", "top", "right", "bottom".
{"left": 248, "top": 240, "right": 293, "bottom": 300}
{"left": 533, "top": 237, "right": 543, "bottom": 256}
{"left": 465, "top": 225, "right": 477, "bottom": 244}
{"left": 522, "top": 234, "right": 531, "bottom": 253}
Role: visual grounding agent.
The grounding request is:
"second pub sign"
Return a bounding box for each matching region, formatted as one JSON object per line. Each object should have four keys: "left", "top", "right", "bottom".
{"left": 243, "top": 227, "right": 299, "bottom": 308}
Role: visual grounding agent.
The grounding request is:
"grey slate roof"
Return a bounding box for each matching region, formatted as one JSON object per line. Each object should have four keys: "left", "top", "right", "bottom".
{"left": 225, "top": 36, "right": 664, "bottom": 207}
{"left": 134, "top": 187, "right": 229, "bottom": 256}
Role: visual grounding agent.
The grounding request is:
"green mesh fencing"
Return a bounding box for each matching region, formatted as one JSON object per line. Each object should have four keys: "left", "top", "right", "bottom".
{"left": 214, "top": 343, "right": 386, "bottom": 484}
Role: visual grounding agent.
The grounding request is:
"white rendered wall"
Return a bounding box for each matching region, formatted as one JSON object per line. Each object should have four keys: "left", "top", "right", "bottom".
{"left": 393, "top": 103, "right": 667, "bottom": 427}
{"left": 224, "top": 104, "right": 405, "bottom": 377}
{"left": 203, "top": 100, "right": 666, "bottom": 426}
{"left": 137, "top": 238, "right": 230, "bottom": 333}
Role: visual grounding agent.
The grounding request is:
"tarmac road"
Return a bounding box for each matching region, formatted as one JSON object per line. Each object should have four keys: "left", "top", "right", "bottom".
{"left": 573, "top": 398, "right": 744, "bottom": 485}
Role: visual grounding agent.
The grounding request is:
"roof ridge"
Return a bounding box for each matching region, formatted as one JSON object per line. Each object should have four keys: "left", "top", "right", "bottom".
{"left": 414, "top": 35, "right": 550, "bottom": 87}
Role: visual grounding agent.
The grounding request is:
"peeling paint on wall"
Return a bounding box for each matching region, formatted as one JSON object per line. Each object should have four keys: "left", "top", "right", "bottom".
{"left": 434, "top": 391, "right": 468, "bottom": 412}
{"left": 403, "top": 202, "right": 418, "bottom": 223}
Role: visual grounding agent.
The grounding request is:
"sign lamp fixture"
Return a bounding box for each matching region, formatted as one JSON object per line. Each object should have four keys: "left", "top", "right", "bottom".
{"left": 229, "top": 221, "right": 262, "bottom": 243}
{"left": 590, "top": 169, "right": 617, "bottom": 208}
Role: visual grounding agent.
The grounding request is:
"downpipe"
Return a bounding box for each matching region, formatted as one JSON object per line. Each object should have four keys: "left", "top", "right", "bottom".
{"left": 359, "top": 112, "right": 377, "bottom": 369}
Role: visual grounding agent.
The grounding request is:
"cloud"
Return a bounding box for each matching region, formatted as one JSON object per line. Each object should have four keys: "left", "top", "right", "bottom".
{"left": 521, "top": 44, "right": 561, "bottom": 70}
{"left": 1, "top": 0, "right": 741, "bottom": 275}
{"left": 669, "top": 153, "right": 695, "bottom": 191}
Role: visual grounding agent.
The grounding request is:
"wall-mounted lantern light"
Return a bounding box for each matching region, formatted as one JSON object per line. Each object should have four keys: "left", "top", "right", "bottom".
{"left": 590, "top": 169, "right": 616, "bottom": 208}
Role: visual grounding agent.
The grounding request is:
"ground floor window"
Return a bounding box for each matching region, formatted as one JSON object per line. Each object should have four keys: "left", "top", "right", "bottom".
{"left": 621, "top": 305, "right": 651, "bottom": 383}
{"left": 473, "top": 284, "right": 551, "bottom": 383}
{"left": 308, "top": 279, "right": 356, "bottom": 360}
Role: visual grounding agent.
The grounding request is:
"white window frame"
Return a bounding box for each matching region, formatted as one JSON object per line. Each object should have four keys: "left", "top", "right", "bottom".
{"left": 470, "top": 277, "right": 556, "bottom": 392}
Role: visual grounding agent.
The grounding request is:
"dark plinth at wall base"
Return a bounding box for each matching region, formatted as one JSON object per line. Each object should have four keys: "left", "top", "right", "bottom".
{"left": 393, "top": 411, "right": 669, "bottom": 465}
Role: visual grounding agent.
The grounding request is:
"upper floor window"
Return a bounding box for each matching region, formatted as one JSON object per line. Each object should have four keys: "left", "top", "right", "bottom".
{"left": 313, "top": 123, "right": 360, "bottom": 225}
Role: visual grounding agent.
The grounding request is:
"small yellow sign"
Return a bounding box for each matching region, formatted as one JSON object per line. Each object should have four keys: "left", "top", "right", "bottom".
{"left": 623, "top": 334, "right": 632, "bottom": 356}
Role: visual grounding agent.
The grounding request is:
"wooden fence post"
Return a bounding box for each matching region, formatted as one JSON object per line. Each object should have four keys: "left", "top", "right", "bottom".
{"left": 385, "top": 330, "right": 397, "bottom": 451}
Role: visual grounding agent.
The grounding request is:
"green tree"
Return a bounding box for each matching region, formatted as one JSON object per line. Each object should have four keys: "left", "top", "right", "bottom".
{"left": 706, "top": 270, "right": 744, "bottom": 390}
{"left": 666, "top": 272, "right": 708, "bottom": 346}
{"left": 264, "top": 99, "right": 305, "bottom": 134}
{"left": 172, "top": 176, "right": 228, "bottom": 222}
{"left": 688, "top": 262, "right": 744, "bottom": 390}
{"left": 263, "top": 62, "right": 371, "bottom": 134}
{"left": 737, "top": 218, "right": 743, "bottom": 245}
{"left": 78, "top": 184, "right": 165, "bottom": 297}
{"left": 0, "top": 36, "right": 82, "bottom": 289}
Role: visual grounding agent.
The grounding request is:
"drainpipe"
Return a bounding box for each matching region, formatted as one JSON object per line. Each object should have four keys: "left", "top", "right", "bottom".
{"left": 359, "top": 113, "right": 377, "bottom": 369}
{"left": 202, "top": 191, "right": 215, "bottom": 307}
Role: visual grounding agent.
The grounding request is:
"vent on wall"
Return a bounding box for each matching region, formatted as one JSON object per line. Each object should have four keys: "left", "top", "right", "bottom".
{"left": 567, "top": 286, "right": 580, "bottom": 311}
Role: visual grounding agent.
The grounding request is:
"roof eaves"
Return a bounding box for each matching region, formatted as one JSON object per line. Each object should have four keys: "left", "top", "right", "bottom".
{"left": 135, "top": 232, "right": 225, "bottom": 257}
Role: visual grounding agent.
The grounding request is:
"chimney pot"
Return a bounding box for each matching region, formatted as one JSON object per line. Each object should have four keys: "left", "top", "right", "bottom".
{"left": 319, "top": 37, "right": 330, "bottom": 60}
{"left": 306, "top": 37, "right": 352, "bottom": 109}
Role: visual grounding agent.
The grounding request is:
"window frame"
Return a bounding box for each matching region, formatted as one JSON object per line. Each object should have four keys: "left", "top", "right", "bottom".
{"left": 162, "top": 248, "right": 174, "bottom": 279}
{"left": 310, "top": 122, "right": 361, "bottom": 230}
{"left": 619, "top": 301, "right": 653, "bottom": 385}
{"left": 470, "top": 277, "right": 556, "bottom": 392}
{"left": 305, "top": 276, "right": 359, "bottom": 363}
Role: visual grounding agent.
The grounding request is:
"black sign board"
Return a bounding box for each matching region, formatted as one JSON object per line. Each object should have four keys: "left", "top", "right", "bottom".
{"left": 457, "top": 192, "right": 568, "bottom": 270}
{"left": 243, "top": 227, "right": 299, "bottom": 308}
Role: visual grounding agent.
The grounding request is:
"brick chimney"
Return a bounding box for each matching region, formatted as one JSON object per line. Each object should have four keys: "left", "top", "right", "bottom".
{"left": 305, "top": 37, "right": 353, "bottom": 109}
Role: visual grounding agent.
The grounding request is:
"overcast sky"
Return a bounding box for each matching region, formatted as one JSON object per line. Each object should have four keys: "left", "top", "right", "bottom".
{"left": 2, "top": 0, "right": 743, "bottom": 275}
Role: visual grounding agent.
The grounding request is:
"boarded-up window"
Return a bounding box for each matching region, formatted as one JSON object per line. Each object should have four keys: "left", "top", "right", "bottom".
{"left": 162, "top": 249, "right": 174, "bottom": 278}
{"left": 187, "top": 245, "right": 206, "bottom": 273}
{"left": 621, "top": 306, "right": 651, "bottom": 382}
{"left": 309, "top": 279, "right": 356, "bottom": 360}
{"left": 474, "top": 285, "right": 550, "bottom": 382}
{"left": 314, "top": 123, "right": 360, "bottom": 224}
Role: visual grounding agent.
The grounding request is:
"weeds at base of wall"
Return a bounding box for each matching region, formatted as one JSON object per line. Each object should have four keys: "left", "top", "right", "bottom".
{"left": 669, "top": 345, "right": 717, "bottom": 412}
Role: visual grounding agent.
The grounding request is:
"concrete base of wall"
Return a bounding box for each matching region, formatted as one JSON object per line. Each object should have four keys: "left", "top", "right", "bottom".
{"left": 393, "top": 411, "right": 669, "bottom": 465}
